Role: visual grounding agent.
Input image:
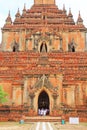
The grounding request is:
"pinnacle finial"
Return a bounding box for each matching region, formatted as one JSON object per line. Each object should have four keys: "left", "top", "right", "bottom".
{"left": 22, "top": 3, "right": 26, "bottom": 14}
{"left": 8, "top": 10, "right": 10, "bottom": 17}
{"left": 68, "top": 8, "right": 73, "bottom": 18}
{"left": 63, "top": 4, "right": 65, "bottom": 10}
{"left": 5, "top": 10, "right": 12, "bottom": 24}
{"left": 63, "top": 4, "right": 66, "bottom": 13}
{"left": 18, "top": 8, "right": 20, "bottom": 13}
{"left": 77, "top": 11, "right": 83, "bottom": 25}
{"left": 15, "top": 8, "right": 20, "bottom": 18}
{"left": 24, "top": 3, "right": 26, "bottom": 10}
{"left": 79, "top": 11, "right": 81, "bottom": 17}
{"left": 69, "top": 8, "right": 71, "bottom": 14}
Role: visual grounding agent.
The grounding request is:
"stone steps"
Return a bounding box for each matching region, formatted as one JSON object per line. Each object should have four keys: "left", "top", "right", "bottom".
{"left": 25, "top": 116, "right": 61, "bottom": 122}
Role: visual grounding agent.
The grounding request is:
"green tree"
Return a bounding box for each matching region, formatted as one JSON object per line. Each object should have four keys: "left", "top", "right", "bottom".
{"left": 0, "top": 86, "right": 8, "bottom": 104}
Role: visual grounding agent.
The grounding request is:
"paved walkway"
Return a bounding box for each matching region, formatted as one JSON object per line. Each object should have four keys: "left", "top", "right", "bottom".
{"left": 31, "top": 122, "right": 55, "bottom": 130}
{"left": 0, "top": 122, "right": 87, "bottom": 130}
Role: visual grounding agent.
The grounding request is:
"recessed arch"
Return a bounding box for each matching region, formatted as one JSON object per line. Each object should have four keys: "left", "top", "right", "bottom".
{"left": 72, "top": 46, "right": 75, "bottom": 52}
{"left": 13, "top": 46, "right": 16, "bottom": 52}
{"left": 12, "top": 41, "right": 19, "bottom": 52}
{"left": 40, "top": 41, "right": 47, "bottom": 52}
{"left": 38, "top": 90, "right": 50, "bottom": 115}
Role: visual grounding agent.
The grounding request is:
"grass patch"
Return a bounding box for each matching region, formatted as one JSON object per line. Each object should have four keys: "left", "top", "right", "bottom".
{"left": 0, "top": 122, "right": 19, "bottom": 126}
{"left": 80, "top": 122, "right": 87, "bottom": 126}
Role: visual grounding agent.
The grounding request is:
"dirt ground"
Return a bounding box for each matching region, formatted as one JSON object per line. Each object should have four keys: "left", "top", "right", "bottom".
{"left": 53, "top": 122, "right": 87, "bottom": 130}
{"left": 0, "top": 122, "right": 33, "bottom": 130}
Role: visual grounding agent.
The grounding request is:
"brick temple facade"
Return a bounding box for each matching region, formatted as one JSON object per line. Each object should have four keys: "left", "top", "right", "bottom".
{"left": 0, "top": 0, "right": 87, "bottom": 120}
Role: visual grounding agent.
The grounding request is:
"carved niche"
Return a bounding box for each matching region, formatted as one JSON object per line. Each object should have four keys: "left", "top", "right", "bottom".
{"left": 11, "top": 40, "right": 19, "bottom": 52}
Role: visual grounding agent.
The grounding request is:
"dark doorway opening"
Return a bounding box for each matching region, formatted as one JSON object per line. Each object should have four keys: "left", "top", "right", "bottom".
{"left": 13, "top": 46, "right": 16, "bottom": 52}
{"left": 38, "top": 91, "right": 49, "bottom": 115}
{"left": 40, "top": 41, "right": 47, "bottom": 52}
{"left": 72, "top": 46, "right": 75, "bottom": 52}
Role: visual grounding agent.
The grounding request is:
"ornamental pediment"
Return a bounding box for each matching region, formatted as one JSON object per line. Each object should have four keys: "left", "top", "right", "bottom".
{"left": 31, "top": 75, "right": 57, "bottom": 93}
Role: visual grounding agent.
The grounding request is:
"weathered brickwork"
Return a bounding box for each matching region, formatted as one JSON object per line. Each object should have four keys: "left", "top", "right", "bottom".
{"left": 0, "top": 0, "right": 87, "bottom": 121}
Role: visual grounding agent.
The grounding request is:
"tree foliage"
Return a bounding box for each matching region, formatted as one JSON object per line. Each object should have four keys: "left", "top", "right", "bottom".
{"left": 0, "top": 86, "right": 8, "bottom": 104}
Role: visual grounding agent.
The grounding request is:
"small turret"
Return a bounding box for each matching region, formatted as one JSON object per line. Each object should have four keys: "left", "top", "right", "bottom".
{"left": 14, "top": 8, "right": 21, "bottom": 24}
{"left": 68, "top": 8, "right": 75, "bottom": 25}
{"left": 22, "top": 4, "right": 26, "bottom": 17}
{"left": 68, "top": 8, "right": 73, "bottom": 19}
{"left": 5, "top": 11, "right": 12, "bottom": 25}
{"left": 63, "top": 4, "right": 66, "bottom": 14}
{"left": 15, "top": 8, "right": 21, "bottom": 19}
{"left": 23, "top": 4, "right": 26, "bottom": 14}
{"left": 77, "top": 11, "right": 83, "bottom": 25}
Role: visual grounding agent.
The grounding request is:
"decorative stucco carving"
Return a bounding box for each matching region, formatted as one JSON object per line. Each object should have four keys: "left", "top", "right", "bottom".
{"left": 32, "top": 75, "right": 54, "bottom": 91}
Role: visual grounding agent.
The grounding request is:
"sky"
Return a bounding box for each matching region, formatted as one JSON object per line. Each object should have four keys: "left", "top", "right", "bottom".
{"left": 0, "top": 0, "right": 87, "bottom": 43}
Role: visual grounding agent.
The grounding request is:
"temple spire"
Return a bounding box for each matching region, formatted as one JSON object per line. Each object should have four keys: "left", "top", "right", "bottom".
{"left": 23, "top": 3, "right": 26, "bottom": 13}
{"left": 34, "top": 0, "right": 55, "bottom": 5}
{"left": 77, "top": 11, "right": 83, "bottom": 25}
{"left": 63, "top": 4, "right": 66, "bottom": 14}
{"left": 22, "top": 3, "right": 26, "bottom": 16}
{"left": 15, "top": 8, "right": 21, "bottom": 18}
{"left": 68, "top": 8, "right": 73, "bottom": 18}
{"left": 5, "top": 10, "right": 12, "bottom": 25}
{"left": 68, "top": 8, "right": 75, "bottom": 25}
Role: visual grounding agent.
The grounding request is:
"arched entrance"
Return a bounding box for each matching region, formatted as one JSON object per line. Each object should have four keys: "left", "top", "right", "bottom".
{"left": 40, "top": 41, "right": 47, "bottom": 52}
{"left": 38, "top": 91, "right": 50, "bottom": 115}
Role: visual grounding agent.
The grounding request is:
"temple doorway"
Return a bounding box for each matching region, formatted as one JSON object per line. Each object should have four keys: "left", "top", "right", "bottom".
{"left": 38, "top": 91, "right": 50, "bottom": 116}
{"left": 40, "top": 41, "right": 47, "bottom": 52}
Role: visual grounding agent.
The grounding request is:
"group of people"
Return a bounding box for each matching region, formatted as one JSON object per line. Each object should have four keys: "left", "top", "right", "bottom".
{"left": 38, "top": 108, "right": 49, "bottom": 116}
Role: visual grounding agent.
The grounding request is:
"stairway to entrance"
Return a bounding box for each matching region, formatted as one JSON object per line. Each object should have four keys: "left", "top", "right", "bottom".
{"left": 25, "top": 116, "right": 61, "bottom": 122}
